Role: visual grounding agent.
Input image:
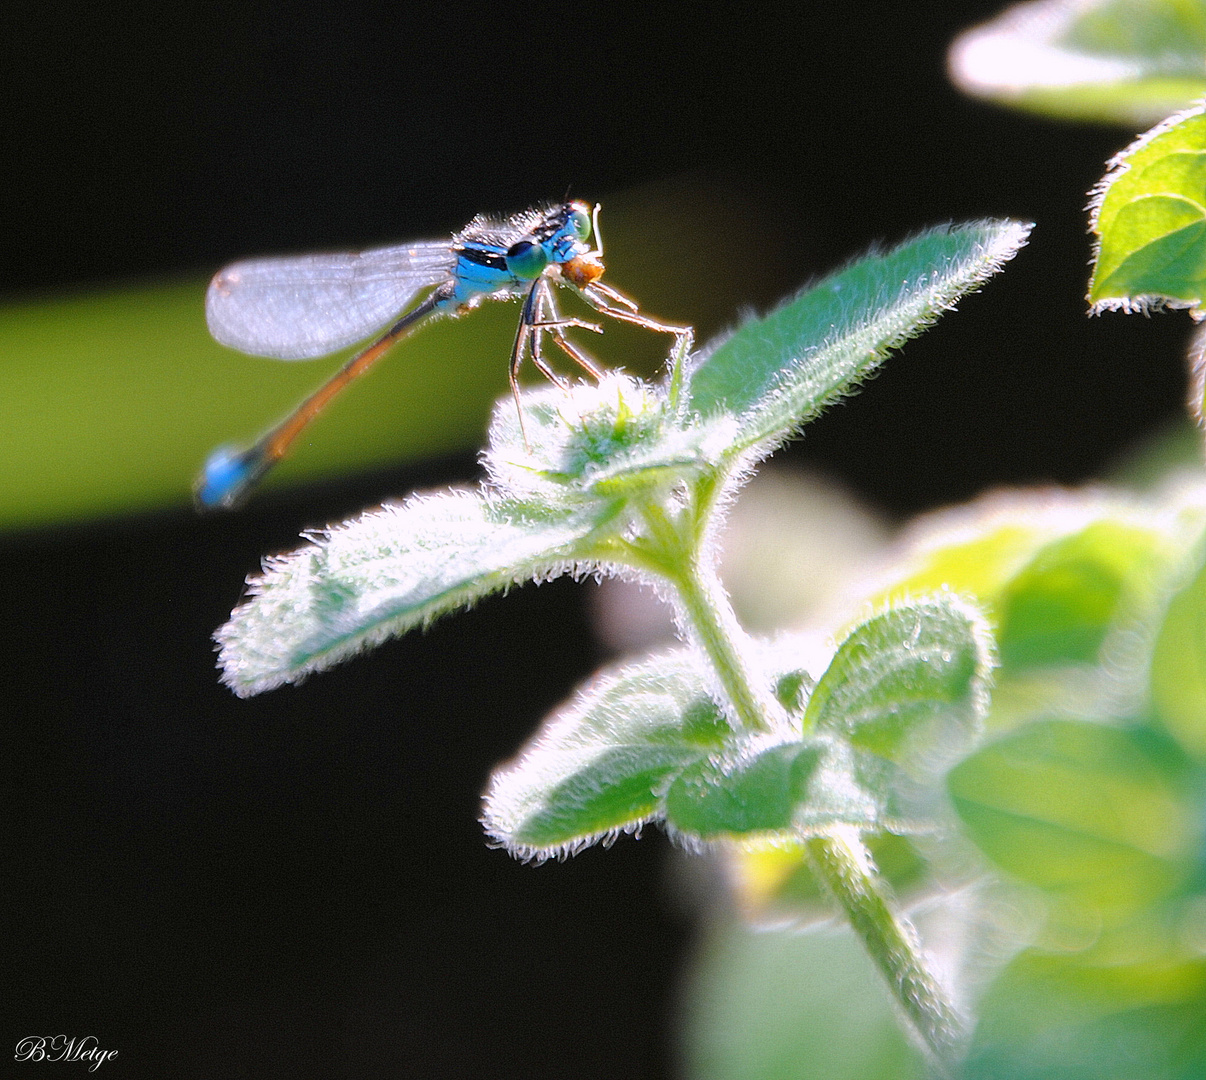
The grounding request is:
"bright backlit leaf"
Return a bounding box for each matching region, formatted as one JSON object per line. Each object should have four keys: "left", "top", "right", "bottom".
{"left": 950, "top": 0, "right": 1206, "bottom": 126}
{"left": 686, "top": 221, "right": 1031, "bottom": 459}
{"left": 215, "top": 488, "right": 600, "bottom": 697}
{"left": 1089, "top": 103, "right": 1206, "bottom": 314}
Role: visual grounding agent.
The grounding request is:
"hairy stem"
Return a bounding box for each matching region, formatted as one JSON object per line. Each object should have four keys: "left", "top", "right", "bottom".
{"left": 622, "top": 474, "right": 783, "bottom": 736}
{"left": 668, "top": 558, "right": 780, "bottom": 734}
{"left": 629, "top": 477, "right": 961, "bottom": 1067}
{"left": 806, "top": 827, "right": 965, "bottom": 1070}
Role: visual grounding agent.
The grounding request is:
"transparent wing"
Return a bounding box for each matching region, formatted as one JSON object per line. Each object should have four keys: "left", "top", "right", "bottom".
{"left": 205, "top": 240, "right": 456, "bottom": 359}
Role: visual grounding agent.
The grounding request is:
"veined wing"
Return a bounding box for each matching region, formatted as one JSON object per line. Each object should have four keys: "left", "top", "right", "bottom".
{"left": 206, "top": 240, "right": 456, "bottom": 359}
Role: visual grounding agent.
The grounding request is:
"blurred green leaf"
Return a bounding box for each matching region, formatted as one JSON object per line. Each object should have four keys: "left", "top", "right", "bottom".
{"left": 1151, "top": 538, "right": 1206, "bottom": 759}
{"left": 878, "top": 518, "right": 1055, "bottom": 619}
{"left": 949, "top": 719, "right": 1195, "bottom": 921}
{"left": 950, "top": 0, "right": 1206, "bottom": 126}
{"left": 855, "top": 477, "right": 1206, "bottom": 1074}
{"left": 869, "top": 490, "right": 1164, "bottom": 626}
{"left": 966, "top": 948, "right": 1206, "bottom": 1080}
{"left": 997, "top": 520, "right": 1170, "bottom": 669}
{"left": 867, "top": 485, "right": 1203, "bottom": 732}
{"left": 681, "top": 920, "right": 923, "bottom": 1080}
{"left": 1088, "top": 103, "right": 1206, "bottom": 313}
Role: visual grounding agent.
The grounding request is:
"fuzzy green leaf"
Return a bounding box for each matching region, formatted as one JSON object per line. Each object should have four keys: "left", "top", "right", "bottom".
{"left": 664, "top": 739, "right": 891, "bottom": 839}
{"left": 488, "top": 600, "right": 993, "bottom": 857}
{"left": 481, "top": 373, "right": 721, "bottom": 505}
{"left": 215, "top": 489, "right": 600, "bottom": 696}
{"left": 950, "top": 0, "right": 1206, "bottom": 127}
{"left": 481, "top": 650, "right": 725, "bottom": 860}
{"left": 665, "top": 741, "right": 822, "bottom": 837}
{"left": 686, "top": 220, "right": 1031, "bottom": 458}
{"left": 1089, "top": 103, "right": 1206, "bottom": 313}
{"left": 803, "top": 597, "right": 992, "bottom": 773}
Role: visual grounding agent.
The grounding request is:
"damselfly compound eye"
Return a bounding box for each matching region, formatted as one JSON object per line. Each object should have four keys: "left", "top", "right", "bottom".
{"left": 505, "top": 240, "right": 550, "bottom": 280}
{"left": 569, "top": 206, "right": 592, "bottom": 243}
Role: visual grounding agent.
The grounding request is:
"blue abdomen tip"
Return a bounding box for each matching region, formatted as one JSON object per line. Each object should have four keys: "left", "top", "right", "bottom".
{"left": 196, "top": 446, "right": 260, "bottom": 511}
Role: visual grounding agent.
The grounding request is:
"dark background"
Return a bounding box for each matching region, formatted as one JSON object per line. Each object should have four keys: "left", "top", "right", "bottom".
{"left": 4, "top": 2, "right": 1196, "bottom": 1077}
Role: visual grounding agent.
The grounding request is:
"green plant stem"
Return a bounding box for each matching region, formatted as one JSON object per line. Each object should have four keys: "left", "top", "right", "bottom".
{"left": 626, "top": 473, "right": 962, "bottom": 1065}
{"left": 806, "top": 826, "right": 965, "bottom": 1070}
{"left": 668, "top": 558, "right": 779, "bottom": 734}
{"left": 619, "top": 476, "right": 782, "bottom": 736}
{"left": 608, "top": 462, "right": 965, "bottom": 1065}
